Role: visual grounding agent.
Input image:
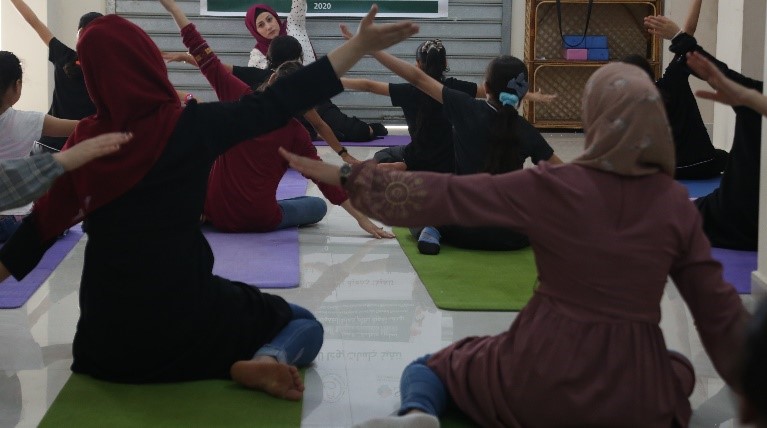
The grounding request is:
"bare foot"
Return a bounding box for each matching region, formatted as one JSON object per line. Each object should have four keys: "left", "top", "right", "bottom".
{"left": 230, "top": 357, "right": 305, "bottom": 400}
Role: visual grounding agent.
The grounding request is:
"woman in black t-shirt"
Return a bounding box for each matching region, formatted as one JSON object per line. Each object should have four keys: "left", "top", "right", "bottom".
{"left": 342, "top": 39, "right": 479, "bottom": 174}
{"left": 357, "top": 38, "right": 563, "bottom": 253}
{"left": 10, "top": 0, "right": 100, "bottom": 153}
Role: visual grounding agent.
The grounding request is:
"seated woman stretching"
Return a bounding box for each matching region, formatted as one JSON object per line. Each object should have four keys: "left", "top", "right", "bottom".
{"left": 0, "top": 51, "right": 80, "bottom": 241}
{"left": 356, "top": 30, "right": 561, "bottom": 254}
{"left": 162, "top": 1, "right": 391, "bottom": 236}
{"left": 9, "top": 0, "right": 100, "bottom": 153}
{"left": 244, "top": 0, "right": 387, "bottom": 141}
{"left": 281, "top": 62, "right": 748, "bottom": 427}
{"left": 0, "top": 9, "right": 416, "bottom": 398}
{"left": 641, "top": 13, "right": 761, "bottom": 251}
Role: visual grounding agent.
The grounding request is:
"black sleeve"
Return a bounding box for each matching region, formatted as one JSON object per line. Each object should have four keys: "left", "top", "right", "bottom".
{"left": 446, "top": 78, "right": 478, "bottom": 97}
{"left": 519, "top": 120, "right": 554, "bottom": 164}
{"left": 232, "top": 66, "right": 272, "bottom": 90}
{"left": 48, "top": 38, "right": 77, "bottom": 68}
{"left": 389, "top": 83, "right": 414, "bottom": 108}
{"left": 189, "top": 56, "right": 343, "bottom": 158}
{"left": 0, "top": 213, "right": 56, "bottom": 280}
{"left": 441, "top": 86, "right": 476, "bottom": 126}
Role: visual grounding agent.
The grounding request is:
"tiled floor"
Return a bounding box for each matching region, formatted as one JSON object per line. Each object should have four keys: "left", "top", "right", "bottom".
{"left": 0, "top": 135, "right": 756, "bottom": 427}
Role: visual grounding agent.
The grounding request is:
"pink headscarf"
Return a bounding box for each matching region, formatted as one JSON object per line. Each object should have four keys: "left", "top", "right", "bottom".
{"left": 245, "top": 3, "right": 288, "bottom": 56}
{"left": 573, "top": 62, "right": 675, "bottom": 177}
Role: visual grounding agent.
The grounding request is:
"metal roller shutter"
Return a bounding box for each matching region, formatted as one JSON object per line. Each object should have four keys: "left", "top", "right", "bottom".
{"left": 113, "top": 0, "right": 509, "bottom": 124}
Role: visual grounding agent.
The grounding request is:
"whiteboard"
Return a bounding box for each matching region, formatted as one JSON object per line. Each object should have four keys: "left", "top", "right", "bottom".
{"left": 200, "top": 0, "right": 448, "bottom": 18}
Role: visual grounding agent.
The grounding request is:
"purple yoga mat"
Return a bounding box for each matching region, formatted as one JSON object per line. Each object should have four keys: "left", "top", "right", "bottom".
{"left": 313, "top": 134, "right": 410, "bottom": 147}
{"left": 711, "top": 247, "right": 758, "bottom": 294}
{"left": 203, "top": 169, "right": 307, "bottom": 289}
{"left": 0, "top": 225, "right": 83, "bottom": 309}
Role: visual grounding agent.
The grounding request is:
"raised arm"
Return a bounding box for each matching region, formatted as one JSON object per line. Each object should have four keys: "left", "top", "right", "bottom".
{"left": 42, "top": 116, "right": 78, "bottom": 138}
{"left": 10, "top": 0, "right": 54, "bottom": 45}
{"left": 373, "top": 50, "right": 444, "bottom": 103}
{"left": 287, "top": 0, "right": 316, "bottom": 64}
{"left": 687, "top": 51, "right": 767, "bottom": 116}
{"left": 341, "top": 78, "right": 390, "bottom": 96}
{"left": 682, "top": 0, "right": 702, "bottom": 35}
{"left": 160, "top": 1, "right": 235, "bottom": 73}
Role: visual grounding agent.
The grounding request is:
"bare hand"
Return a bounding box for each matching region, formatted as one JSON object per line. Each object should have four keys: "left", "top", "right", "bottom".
{"left": 357, "top": 217, "right": 395, "bottom": 239}
{"left": 162, "top": 51, "right": 198, "bottom": 67}
{"left": 687, "top": 52, "right": 751, "bottom": 107}
{"left": 53, "top": 132, "right": 133, "bottom": 171}
{"left": 278, "top": 147, "right": 342, "bottom": 186}
{"left": 524, "top": 90, "right": 558, "bottom": 104}
{"left": 377, "top": 161, "right": 407, "bottom": 171}
{"left": 341, "top": 152, "right": 362, "bottom": 165}
{"left": 346, "top": 5, "right": 419, "bottom": 54}
{"left": 644, "top": 15, "right": 680, "bottom": 40}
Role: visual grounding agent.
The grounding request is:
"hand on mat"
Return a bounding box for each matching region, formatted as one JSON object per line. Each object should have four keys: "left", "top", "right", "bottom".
{"left": 377, "top": 161, "right": 407, "bottom": 171}
{"left": 341, "top": 200, "right": 394, "bottom": 239}
{"left": 278, "top": 147, "right": 341, "bottom": 186}
{"left": 53, "top": 132, "right": 133, "bottom": 171}
{"left": 644, "top": 15, "right": 680, "bottom": 40}
{"left": 687, "top": 52, "right": 757, "bottom": 109}
{"left": 162, "top": 51, "right": 198, "bottom": 67}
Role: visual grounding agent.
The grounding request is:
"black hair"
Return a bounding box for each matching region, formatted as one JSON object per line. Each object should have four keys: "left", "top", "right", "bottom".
{"left": 78, "top": 12, "right": 103, "bottom": 30}
{"left": 267, "top": 35, "right": 303, "bottom": 70}
{"left": 0, "top": 51, "right": 23, "bottom": 98}
{"left": 412, "top": 40, "right": 448, "bottom": 150}
{"left": 257, "top": 60, "right": 308, "bottom": 115}
{"left": 484, "top": 55, "right": 528, "bottom": 174}
{"left": 741, "top": 299, "right": 767, "bottom": 426}
{"left": 64, "top": 12, "right": 102, "bottom": 81}
{"left": 621, "top": 54, "right": 655, "bottom": 80}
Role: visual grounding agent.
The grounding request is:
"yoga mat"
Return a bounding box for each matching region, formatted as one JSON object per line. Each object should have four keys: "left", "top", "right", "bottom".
{"left": 678, "top": 176, "right": 721, "bottom": 199}
{"left": 203, "top": 169, "right": 306, "bottom": 289}
{"left": 711, "top": 247, "right": 757, "bottom": 294}
{"left": 0, "top": 225, "right": 83, "bottom": 309}
{"left": 393, "top": 227, "right": 537, "bottom": 311}
{"left": 39, "top": 373, "right": 303, "bottom": 428}
{"left": 313, "top": 134, "right": 410, "bottom": 147}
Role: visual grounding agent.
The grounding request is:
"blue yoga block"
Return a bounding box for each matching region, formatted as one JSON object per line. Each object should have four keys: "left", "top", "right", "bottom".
{"left": 585, "top": 35, "right": 608, "bottom": 49}
{"left": 562, "top": 35, "right": 586, "bottom": 48}
{"left": 587, "top": 48, "right": 610, "bottom": 61}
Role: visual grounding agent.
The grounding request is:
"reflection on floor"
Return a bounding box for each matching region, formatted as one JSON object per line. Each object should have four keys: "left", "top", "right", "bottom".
{"left": 0, "top": 138, "right": 756, "bottom": 428}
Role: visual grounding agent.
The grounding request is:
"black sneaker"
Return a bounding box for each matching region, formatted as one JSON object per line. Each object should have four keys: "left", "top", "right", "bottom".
{"left": 370, "top": 123, "right": 388, "bottom": 137}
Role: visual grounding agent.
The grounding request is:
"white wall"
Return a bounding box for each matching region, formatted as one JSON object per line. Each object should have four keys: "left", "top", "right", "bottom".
{"left": 0, "top": 0, "right": 106, "bottom": 112}
{"left": 755, "top": 2, "right": 767, "bottom": 296}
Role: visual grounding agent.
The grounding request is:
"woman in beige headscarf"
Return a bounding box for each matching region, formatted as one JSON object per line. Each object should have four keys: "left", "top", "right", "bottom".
{"left": 280, "top": 62, "right": 748, "bottom": 427}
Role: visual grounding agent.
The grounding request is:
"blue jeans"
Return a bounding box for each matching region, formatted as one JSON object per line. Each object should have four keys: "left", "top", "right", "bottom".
{"left": 398, "top": 355, "right": 450, "bottom": 416}
{"left": 0, "top": 216, "right": 22, "bottom": 243}
{"left": 276, "top": 197, "right": 328, "bottom": 230}
{"left": 254, "top": 304, "right": 324, "bottom": 367}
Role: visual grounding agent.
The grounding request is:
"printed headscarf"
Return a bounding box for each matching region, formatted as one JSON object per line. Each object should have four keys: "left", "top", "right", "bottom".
{"left": 33, "top": 15, "right": 182, "bottom": 242}
{"left": 245, "top": 4, "right": 288, "bottom": 56}
{"left": 573, "top": 62, "right": 675, "bottom": 177}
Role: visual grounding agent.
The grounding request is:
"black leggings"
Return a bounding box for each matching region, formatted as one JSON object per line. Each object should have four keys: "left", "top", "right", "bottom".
{"left": 692, "top": 47, "right": 762, "bottom": 250}
{"left": 315, "top": 100, "right": 373, "bottom": 142}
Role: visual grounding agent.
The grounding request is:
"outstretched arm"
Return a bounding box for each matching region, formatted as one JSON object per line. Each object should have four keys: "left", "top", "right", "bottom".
{"left": 327, "top": 7, "right": 419, "bottom": 78}
{"left": 10, "top": 0, "right": 53, "bottom": 45}
{"left": 687, "top": 51, "right": 767, "bottom": 116}
{"left": 42, "top": 116, "right": 78, "bottom": 138}
{"left": 303, "top": 108, "right": 361, "bottom": 164}
{"left": 340, "top": 200, "right": 395, "bottom": 239}
{"left": 341, "top": 78, "right": 390, "bottom": 96}
{"left": 287, "top": 0, "right": 317, "bottom": 64}
{"left": 160, "top": 1, "right": 235, "bottom": 72}
{"left": 644, "top": 14, "right": 681, "bottom": 40}
{"left": 370, "top": 49, "right": 444, "bottom": 103}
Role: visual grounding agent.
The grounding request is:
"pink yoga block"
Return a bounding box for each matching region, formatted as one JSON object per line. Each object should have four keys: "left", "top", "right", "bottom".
{"left": 563, "top": 49, "right": 588, "bottom": 60}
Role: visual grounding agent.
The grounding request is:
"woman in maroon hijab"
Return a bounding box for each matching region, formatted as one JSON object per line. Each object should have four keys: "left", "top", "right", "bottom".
{"left": 0, "top": 10, "right": 416, "bottom": 400}
{"left": 245, "top": 0, "right": 389, "bottom": 141}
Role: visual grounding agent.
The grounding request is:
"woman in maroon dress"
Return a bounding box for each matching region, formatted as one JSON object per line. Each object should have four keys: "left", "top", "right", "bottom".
{"left": 281, "top": 62, "right": 748, "bottom": 427}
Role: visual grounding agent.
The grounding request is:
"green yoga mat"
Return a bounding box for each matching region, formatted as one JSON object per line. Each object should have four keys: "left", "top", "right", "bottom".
{"left": 40, "top": 373, "right": 303, "bottom": 428}
{"left": 394, "top": 227, "right": 538, "bottom": 311}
